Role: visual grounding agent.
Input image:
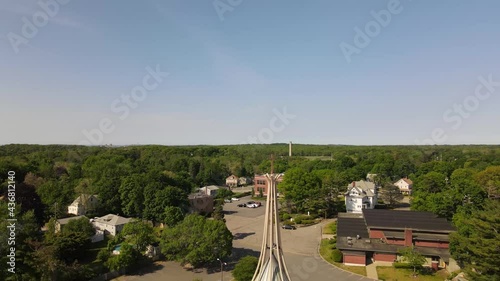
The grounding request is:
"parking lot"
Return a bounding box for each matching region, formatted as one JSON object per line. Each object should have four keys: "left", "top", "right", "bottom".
{"left": 116, "top": 196, "right": 375, "bottom": 281}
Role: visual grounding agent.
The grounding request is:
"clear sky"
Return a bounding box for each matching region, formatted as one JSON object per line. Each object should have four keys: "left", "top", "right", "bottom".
{"left": 1, "top": 0, "right": 499, "bottom": 145}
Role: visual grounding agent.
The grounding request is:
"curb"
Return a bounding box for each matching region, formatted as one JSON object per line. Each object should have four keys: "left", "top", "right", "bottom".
{"left": 316, "top": 220, "right": 379, "bottom": 281}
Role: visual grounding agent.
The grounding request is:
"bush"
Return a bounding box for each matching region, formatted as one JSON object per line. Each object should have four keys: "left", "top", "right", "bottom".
{"left": 233, "top": 192, "right": 251, "bottom": 198}
{"left": 281, "top": 213, "right": 291, "bottom": 220}
{"left": 301, "top": 219, "right": 315, "bottom": 225}
{"left": 328, "top": 238, "right": 337, "bottom": 245}
{"left": 293, "top": 217, "right": 303, "bottom": 224}
{"left": 233, "top": 256, "right": 258, "bottom": 281}
{"left": 331, "top": 249, "right": 342, "bottom": 263}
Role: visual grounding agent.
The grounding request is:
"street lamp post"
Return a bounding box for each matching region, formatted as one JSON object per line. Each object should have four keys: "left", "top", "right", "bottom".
{"left": 217, "top": 258, "right": 227, "bottom": 281}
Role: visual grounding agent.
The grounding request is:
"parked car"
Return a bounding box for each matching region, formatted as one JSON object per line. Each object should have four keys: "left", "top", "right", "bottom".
{"left": 224, "top": 199, "right": 232, "bottom": 203}
{"left": 231, "top": 197, "right": 240, "bottom": 201}
{"left": 282, "top": 224, "right": 296, "bottom": 230}
{"left": 237, "top": 203, "right": 246, "bottom": 207}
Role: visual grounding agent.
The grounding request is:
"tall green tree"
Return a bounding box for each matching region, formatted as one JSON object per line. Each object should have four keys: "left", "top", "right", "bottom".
{"left": 399, "top": 246, "right": 426, "bottom": 276}
{"left": 120, "top": 220, "right": 155, "bottom": 252}
{"left": 160, "top": 214, "right": 233, "bottom": 267}
{"left": 380, "top": 184, "right": 404, "bottom": 207}
{"left": 279, "top": 168, "right": 322, "bottom": 213}
{"left": 450, "top": 200, "right": 500, "bottom": 281}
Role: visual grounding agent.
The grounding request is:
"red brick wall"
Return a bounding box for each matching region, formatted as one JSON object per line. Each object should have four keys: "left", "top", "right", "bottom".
{"left": 415, "top": 241, "right": 449, "bottom": 248}
{"left": 404, "top": 229, "right": 413, "bottom": 246}
{"left": 386, "top": 238, "right": 405, "bottom": 245}
{"left": 369, "top": 229, "right": 385, "bottom": 239}
{"left": 374, "top": 253, "right": 396, "bottom": 262}
{"left": 344, "top": 254, "right": 365, "bottom": 265}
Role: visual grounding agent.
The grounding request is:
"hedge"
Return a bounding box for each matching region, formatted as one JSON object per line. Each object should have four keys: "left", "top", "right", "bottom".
{"left": 331, "top": 249, "right": 343, "bottom": 263}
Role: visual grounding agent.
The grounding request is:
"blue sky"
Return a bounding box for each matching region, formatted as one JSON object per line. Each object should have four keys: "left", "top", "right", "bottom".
{"left": 1, "top": 0, "right": 499, "bottom": 145}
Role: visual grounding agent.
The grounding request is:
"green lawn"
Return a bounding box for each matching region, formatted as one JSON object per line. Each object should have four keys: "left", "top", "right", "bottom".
{"left": 319, "top": 239, "right": 367, "bottom": 276}
{"left": 377, "top": 266, "right": 450, "bottom": 281}
{"left": 322, "top": 221, "right": 337, "bottom": 235}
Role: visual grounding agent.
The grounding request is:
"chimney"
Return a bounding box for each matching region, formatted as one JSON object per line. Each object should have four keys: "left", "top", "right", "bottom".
{"left": 352, "top": 181, "right": 355, "bottom": 187}
{"left": 404, "top": 228, "right": 413, "bottom": 247}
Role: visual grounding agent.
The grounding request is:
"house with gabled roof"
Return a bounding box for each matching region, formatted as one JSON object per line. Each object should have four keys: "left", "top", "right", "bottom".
{"left": 92, "top": 214, "right": 131, "bottom": 236}
{"left": 67, "top": 194, "right": 98, "bottom": 216}
{"left": 225, "top": 175, "right": 239, "bottom": 188}
{"left": 345, "top": 180, "right": 378, "bottom": 213}
{"left": 394, "top": 177, "right": 413, "bottom": 195}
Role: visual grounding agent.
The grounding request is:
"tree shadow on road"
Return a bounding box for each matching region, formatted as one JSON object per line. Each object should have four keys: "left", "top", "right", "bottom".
{"left": 233, "top": 232, "right": 256, "bottom": 240}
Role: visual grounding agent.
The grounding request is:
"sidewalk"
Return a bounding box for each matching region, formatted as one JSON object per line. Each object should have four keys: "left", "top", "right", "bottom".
{"left": 366, "top": 263, "right": 378, "bottom": 280}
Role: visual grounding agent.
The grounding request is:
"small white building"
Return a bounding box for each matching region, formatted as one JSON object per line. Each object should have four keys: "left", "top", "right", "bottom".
{"left": 198, "top": 185, "right": 220, "bottom": 197}
{"left": 67, "top": 194, "right": 99, "bottom": 216}
{"left": 238, "top": 177, "right": 252, "bottom": 186}
{"left": 92, "top": 214, "right": 131, "bottom": 236}
{"left": 225, "top": 175, "right": 239, "bottom": 188}
{"left": 394, "top": 177, "right": 413, "bottom": 195}
{"left": 345, "top": 180, "right": 378, "bottom": 213}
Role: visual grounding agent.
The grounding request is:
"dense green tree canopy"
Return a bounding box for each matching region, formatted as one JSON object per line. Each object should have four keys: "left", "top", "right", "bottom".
{"left": 160, "top": 214, "right": 233, "bottom": 267}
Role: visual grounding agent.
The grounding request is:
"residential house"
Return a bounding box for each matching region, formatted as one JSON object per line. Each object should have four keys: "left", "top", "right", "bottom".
{"left": 198, "top": 185, "right": 220, "bottom": 197}
{"left": 254, "top": 174, "right": 284, "bottom": 196}
{"left": 345, "top": 180, "right": 378, "bottom": 213}
{"left": 67, "top": 194, "right": 98, "bottom": 216}
{"left": 92, "top": 214, "right": 132, "bottom": 236}
{"left": 238, "top": 176, "right": 252, "bottom": 186}
{"left": 394, "top": 177, "right": 413, "bottom": 195}
{"left": 188, "top": 193, "right": 214, "bottom": 214}
{"left": 55, "top": 215, "right": 87, "bottom": 233}
{"left": 337, "top": 209, "right": 455, "bottom": 270}
{"left": 225, "top": 175, "right": 239, "bottom": 188}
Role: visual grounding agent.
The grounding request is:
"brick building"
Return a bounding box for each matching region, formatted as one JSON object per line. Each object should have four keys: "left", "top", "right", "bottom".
{"left": 337, "top": 209, "right": 455, "bottom": 269}
{"left": 254, "top": 173, "right": 284, "bottom": 196}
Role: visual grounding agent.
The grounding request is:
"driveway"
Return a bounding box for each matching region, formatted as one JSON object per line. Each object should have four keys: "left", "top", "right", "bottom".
{"left": 115, "top": 196, "right": 375, "bottom": 281}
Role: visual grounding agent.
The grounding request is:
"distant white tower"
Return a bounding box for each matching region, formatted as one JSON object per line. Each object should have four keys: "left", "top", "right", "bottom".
{"left": 288, "top": 142, "right": 292, "bottom": 157}
{"left": 252, "top": 156, "right": 292, "bottom": 281}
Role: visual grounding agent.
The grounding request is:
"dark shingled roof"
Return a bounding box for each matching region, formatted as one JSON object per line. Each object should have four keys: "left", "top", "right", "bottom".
{"left": 362, "top": 209, "right": 454, "bottom": 232}
{"left": 337, "top": 215, "right": 369, "bottom": 238}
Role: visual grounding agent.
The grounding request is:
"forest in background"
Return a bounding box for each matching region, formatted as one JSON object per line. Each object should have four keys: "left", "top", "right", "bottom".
{"left": 0, "top": 144, "right": 499, "bottom": 280}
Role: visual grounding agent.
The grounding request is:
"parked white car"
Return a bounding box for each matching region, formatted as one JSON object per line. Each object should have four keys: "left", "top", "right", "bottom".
{"left": 231, "top": 197, "right": 240, "bottom": 201}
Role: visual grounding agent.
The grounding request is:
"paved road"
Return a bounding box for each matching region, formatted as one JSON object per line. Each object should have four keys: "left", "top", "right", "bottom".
{"left": 115, "top": 196, "right": 375, "bottom": 281}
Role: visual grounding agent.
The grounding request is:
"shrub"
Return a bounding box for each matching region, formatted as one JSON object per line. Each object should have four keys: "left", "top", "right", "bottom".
{"left": 301, "top": 219, "right": 315, "bottom": 225}
{"left": 328, "top": 238, "right": 337, "bottom": 245}
{"left": 293, "top": 217, "right": 303, "bottom": 224}
{"left": 233, "top": 256, "right": 258, "bottom": 281}
{"left": 331, "top": 249, "right": 343, "bottom": 263}
{"left": 281, "top": 213, "right": 291, "bottom": 220}
{"left": 329, "top": 222, "right": 337, "bottom": 234}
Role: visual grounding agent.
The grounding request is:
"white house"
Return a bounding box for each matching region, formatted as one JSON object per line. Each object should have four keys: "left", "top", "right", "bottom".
{"left": 226, "top": 175, "right": 239, "bottom": 188}
{"left": 238, "top": 177, "right": 252, "bottom": 186}
{"left": 198, "top": 185, "right": 221, "bottom": 197}
{"left": 67, "top": 194, "right": 98, "bottom": 216}
{"left": 92, "top": 214, "right": 131, "bottom": 236}
{"left": 394, "top": 177, "right": 413, "bottom": 195}
{"left": 345, "top": 180, "right": 378, "bottom": 213}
